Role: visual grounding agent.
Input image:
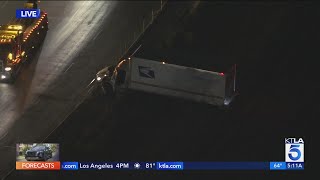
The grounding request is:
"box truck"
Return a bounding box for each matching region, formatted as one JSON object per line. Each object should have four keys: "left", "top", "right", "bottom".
{"left": 95, "top": 57, "right": 237, "bottom": 107}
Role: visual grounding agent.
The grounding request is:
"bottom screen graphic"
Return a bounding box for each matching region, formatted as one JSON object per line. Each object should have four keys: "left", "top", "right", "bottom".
{"left": 16, "top": 143, "right": 60, "bottom": 170}
{"left": 14, "top": 138, "right": 304, "bottom": 171}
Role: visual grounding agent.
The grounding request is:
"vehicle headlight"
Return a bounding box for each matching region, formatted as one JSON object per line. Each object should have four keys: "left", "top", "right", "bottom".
{"left": 5, "top": 67, "right": 11, "bottom": 71}
{"left": 1, "top": 75, "right": 6, "bottom": 79}
{"left": 96, "top": 76, "right": 102, "bottom": 82}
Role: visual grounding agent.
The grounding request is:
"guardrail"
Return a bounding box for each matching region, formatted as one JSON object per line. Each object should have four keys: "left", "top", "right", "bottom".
{"left": 117, "top": 0, "right": 168, "bottom": 60}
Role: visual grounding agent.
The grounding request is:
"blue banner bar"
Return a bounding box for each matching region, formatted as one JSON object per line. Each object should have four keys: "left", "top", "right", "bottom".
{"left": 184, "top": 162, "right": 269, "bottom": 170}
{"left": 270, "top": 162, "right": 286, "bottom": 170}
{"left": 286, "top": 162, "right": 304, "bottom": 170}
{"left": 16, "top": 9, "right": 40, "bottom": 18}
{"left": 131, "top": 162, "right": 157, "bottom": 170}
{"left": 156, "top": 162, "right": 184, "bottom": 170}
{"left": 58, "top": 162, "right": 304, "bottom": 170}
{"left": 78, "top": 162, "right": 129, "bottom": 170}
{"left": 61, "top": 162, "right": 78, "bottom": 170}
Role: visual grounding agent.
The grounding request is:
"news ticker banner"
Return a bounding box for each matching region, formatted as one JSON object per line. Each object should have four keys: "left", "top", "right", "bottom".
{"left": 16, "top": 138, "right": 304, "bottom": 171}
{"left": 16, "top": 161, "right": 304, "bottom": 171}
{"left": 59, "top": 162, "right": 304, "bottom": 171}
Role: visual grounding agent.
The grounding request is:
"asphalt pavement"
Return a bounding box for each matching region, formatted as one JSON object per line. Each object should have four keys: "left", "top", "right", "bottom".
{"left": 0, "top": 1, "right": 162, "bottom": 179}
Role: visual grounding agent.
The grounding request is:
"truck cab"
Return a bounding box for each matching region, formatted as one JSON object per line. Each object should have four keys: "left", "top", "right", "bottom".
{"left": 0, "top": 27, "right": 24, "bottom": 81}
{"left": 95, "top": 59, "right": 130, "bottom": 96}
{"left": 0, "top": 43, "right": 14, "bottom": 80}
{"left": 0, "top": 10, "right": 48, "bottom": 83}
{"left": 112, "top": 59, "right": 130, "bottom": 89}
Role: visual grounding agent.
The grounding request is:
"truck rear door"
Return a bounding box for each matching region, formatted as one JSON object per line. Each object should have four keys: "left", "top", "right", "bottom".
{"left": 224, "top": 64, "right": 237, "bottom": 106}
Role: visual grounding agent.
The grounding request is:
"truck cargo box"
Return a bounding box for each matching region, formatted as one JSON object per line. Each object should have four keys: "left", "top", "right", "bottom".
{"left": 128, "top": 57, "right": 228, "bottom": 106}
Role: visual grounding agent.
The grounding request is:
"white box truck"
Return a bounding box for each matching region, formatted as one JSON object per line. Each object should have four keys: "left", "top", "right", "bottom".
{"left": 95, "top": 57, "right": 237, "bottom": 107}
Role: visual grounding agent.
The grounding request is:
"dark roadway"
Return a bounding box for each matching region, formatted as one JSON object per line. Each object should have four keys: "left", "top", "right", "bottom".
{"left": 0, "top": 0, "right": 163, "bottom": 179}
{"left": 2, "top": 1, "right": 317, "bottom": 180}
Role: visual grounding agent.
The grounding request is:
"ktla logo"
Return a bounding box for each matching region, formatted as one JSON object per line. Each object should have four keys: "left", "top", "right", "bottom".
{"left": 285, "top": 138, "right": 304, "bottom": 162}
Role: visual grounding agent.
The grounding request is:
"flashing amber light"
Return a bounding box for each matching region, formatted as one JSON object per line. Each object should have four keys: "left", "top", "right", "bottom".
{"left": 8, "top": 53, "right": 13, "bottom": 60}
{"left": 0, "top": 39, "right": 11, "bottom": 43}
{"left": 7, "top": 25, "right": 23, "bottom": 30}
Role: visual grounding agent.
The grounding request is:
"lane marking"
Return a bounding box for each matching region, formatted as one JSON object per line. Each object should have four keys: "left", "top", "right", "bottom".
{"left": 0, "top": 131, "right": 9, "bottom": 143}
{"left": 64, "top": 63, "right": 74, "bottom": 73}
{"left": 0, "top": 1, "right": 8, "bottom": 9}
{"left": 33, "top": 98, "right": 40, "bottom": 105}
{"left": 87, "top": 78, "right": 96, "bottom": 88}
{"left": 92, "top": 29, "right": 103, "bottom": 41}
{"left": 0, "top": 145, "right": 15, "bottom": 149}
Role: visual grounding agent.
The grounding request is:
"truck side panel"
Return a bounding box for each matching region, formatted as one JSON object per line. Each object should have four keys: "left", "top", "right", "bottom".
{"left": 128, "top": 57, "right": 226, "bottom": 105}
